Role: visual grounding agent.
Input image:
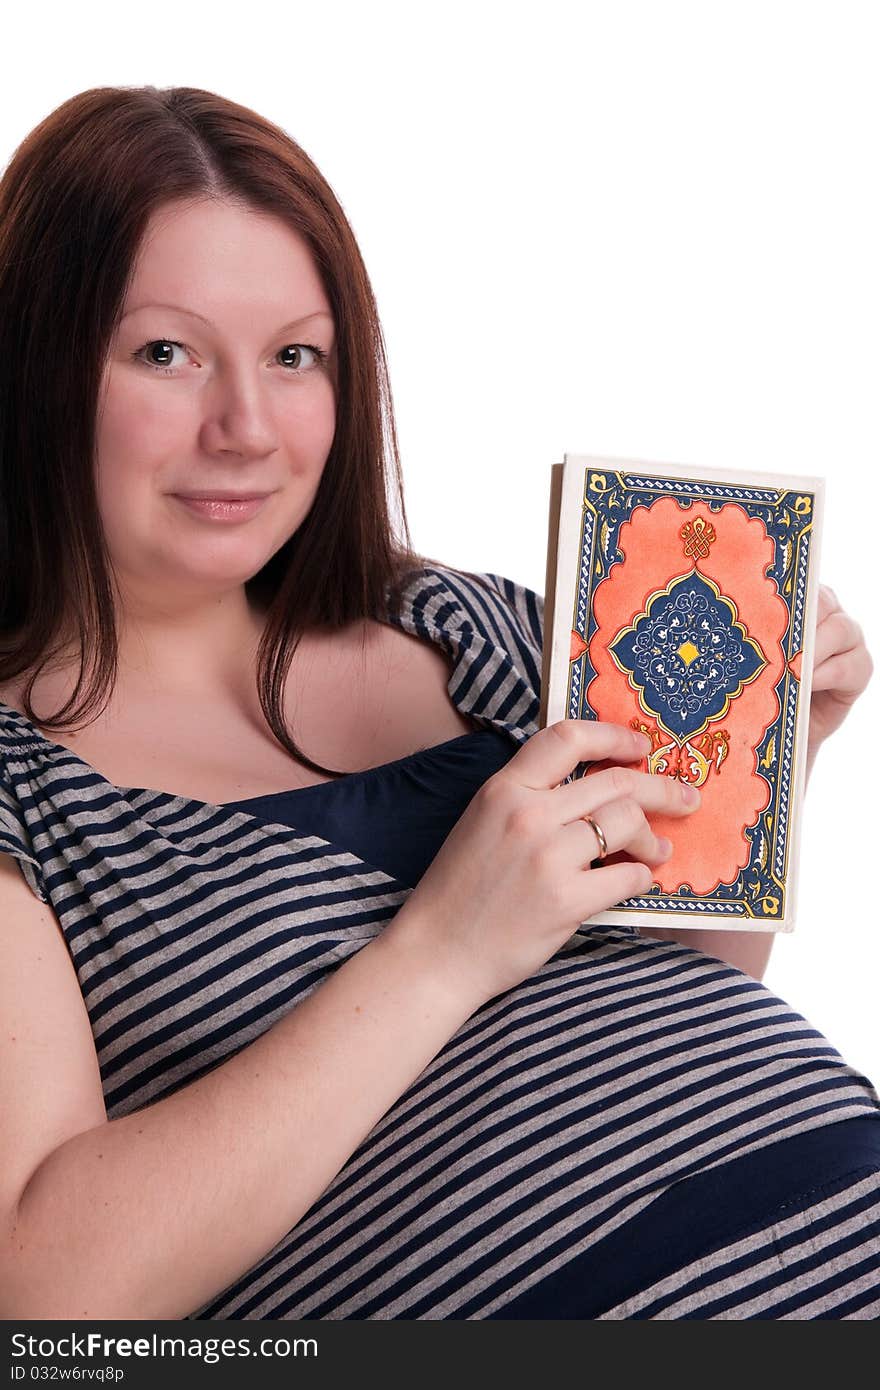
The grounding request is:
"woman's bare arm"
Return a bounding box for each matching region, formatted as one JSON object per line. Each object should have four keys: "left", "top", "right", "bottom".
{"left": 2, "top": 901, "right": 480, "bottom": 1321}
{"left": 636, "top": 924, "right": 773, "bottom": 980}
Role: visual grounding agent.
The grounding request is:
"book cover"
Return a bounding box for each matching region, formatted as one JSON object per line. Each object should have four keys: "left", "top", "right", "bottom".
{"left": 540, "top": 454, "right": 824, "bottom": 932}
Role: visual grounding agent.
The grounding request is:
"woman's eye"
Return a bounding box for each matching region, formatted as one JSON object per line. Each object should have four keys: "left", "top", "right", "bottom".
{"left": 277, "top": 343, "right": 325, "bottom": 371}
{"left": 132, "top": 340, "right": 326, "bottom": 375}
{"left": 135, "top": 340, "right": 189, "bottom": 372}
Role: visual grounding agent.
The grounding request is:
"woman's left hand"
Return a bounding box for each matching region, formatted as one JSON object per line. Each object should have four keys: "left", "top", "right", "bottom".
{"left": 807, "top": 584, "right": 874, "bottom": 778}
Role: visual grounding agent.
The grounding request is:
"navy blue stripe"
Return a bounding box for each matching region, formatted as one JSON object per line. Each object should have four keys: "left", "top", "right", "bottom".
{"left": 812, "top": 1278, "right": 880, "bottom": 1320}
{"left": 631, "top": 1170, "right": 880, "bottom": 1319}
{"left": 487, "top": 1115, "right": 880, "bottom": 1318}
{"left": 686, "top": 1219, "right": 880, "bottom": 1320}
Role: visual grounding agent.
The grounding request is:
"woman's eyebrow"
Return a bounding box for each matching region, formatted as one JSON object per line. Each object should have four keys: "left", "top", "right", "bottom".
{"left": 122, "top": 302, "right": 334, "bottom": 333}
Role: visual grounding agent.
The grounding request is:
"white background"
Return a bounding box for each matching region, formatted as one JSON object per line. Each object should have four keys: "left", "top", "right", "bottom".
{"left": 4, "top": 1, "right": 878, "bottom": 1084}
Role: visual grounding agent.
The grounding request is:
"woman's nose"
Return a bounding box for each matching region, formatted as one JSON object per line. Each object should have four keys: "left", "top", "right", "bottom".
{"left": 199, "top": 373, "right": 280, "bottom": 458}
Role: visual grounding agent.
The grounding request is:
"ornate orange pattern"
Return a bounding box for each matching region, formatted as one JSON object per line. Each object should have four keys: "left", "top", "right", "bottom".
{"left": 587, "top": 498, "right": 789, "bottom": 894}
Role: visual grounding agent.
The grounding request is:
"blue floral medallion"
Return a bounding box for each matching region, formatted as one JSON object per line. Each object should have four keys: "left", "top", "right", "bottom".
{"left": 609, "top": 570, "right": 767, "bottom": 741}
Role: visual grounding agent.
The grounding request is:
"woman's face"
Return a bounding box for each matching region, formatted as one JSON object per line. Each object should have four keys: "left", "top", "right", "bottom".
{"left": 96, "top": 197, "right": 337, "bottom": 607}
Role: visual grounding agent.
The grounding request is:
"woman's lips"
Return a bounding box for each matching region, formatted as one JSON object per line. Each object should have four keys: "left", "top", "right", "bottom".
{"left": 172, "top": 495, "right": 270, "bottom": 522}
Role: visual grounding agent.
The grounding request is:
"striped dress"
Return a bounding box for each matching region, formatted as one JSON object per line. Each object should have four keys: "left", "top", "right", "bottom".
{"left": 2, "top": 563, "right": 879, "bottom": 1320}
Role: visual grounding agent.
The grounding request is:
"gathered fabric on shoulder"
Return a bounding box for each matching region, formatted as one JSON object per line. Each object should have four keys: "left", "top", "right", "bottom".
{"left": 1, "top": 562, "right": 879, "bottom": 1320}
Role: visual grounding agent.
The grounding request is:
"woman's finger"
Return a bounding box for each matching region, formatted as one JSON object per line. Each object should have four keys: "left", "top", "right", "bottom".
{"left": 815, "top": 584, "right": 842, "bottom": 624}
{"left": 812, "top": 611, "right": 864, "bottom": 668}
{"left": 578, "top": 859, "right": 656, "bottom": 914}
{"left": 554, "top": 763, "right": 701, "bottom": 823}
{"left": 509, "top": 720, "right": 650, "bottom": 791}
{"left": 811, "top": 647, "right": 874, "bottom": 698}
{"left": 566, "top": 795, "right": 673, "bottom": 867}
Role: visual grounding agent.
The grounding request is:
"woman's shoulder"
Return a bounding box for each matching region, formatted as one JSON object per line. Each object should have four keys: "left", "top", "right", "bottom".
{"left": 396, "top": 559, "right": 544, "bottom": 652}
{"left": 0, "top": 684, "right": 39, "bottom": 750}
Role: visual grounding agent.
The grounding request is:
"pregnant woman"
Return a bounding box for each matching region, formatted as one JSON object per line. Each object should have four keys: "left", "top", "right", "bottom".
{"left": 0, "top": 85, "right": 876, "bottom": 1320}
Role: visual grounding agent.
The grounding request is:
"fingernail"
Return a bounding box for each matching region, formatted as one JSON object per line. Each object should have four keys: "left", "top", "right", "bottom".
{"left": 657, "top": 837, "right": 673, "bottom": 858}
{"left": 633, "top": 732, "right": 652, "bottom": 753}
{"left": 681, "top": 782, "right": 700, "bottom": 805}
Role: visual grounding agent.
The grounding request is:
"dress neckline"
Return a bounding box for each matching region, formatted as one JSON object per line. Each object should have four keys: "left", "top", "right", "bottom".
{"left": 0, "top": 699, "right": 496, "bottom": 805}
{"left": 219, "top": 728, "right": 504, "bottom": 807}
{"left": 0, "top": 563, "right": 538, "bottom": 817}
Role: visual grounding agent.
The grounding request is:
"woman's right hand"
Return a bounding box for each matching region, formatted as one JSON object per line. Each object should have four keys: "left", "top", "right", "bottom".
{"left": 391, "top": 719, "right": 701, "bottom": 1005}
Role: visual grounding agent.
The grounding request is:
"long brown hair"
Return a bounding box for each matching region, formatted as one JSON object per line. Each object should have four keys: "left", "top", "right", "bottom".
{"left": 0, "top": 85, "right": 437, "bottom": 778}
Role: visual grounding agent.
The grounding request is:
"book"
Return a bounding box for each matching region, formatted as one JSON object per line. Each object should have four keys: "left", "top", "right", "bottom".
{"left": 540, "top": 453, "right": 824, "bottom": 933}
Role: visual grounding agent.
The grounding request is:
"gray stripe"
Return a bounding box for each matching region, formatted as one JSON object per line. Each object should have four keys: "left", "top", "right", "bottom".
{"left": 596, "top": 1171, "right": 880, "bottom": 1319}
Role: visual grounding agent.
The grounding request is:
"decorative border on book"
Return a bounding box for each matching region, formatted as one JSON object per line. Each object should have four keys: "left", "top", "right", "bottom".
{"left": 567, "top": 468, "right": 814, "bottom": 920}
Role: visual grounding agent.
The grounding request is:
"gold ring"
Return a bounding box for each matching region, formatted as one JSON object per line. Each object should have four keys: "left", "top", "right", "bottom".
{"left": 583, "top": 815, "right": 608, "bottom": 861}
